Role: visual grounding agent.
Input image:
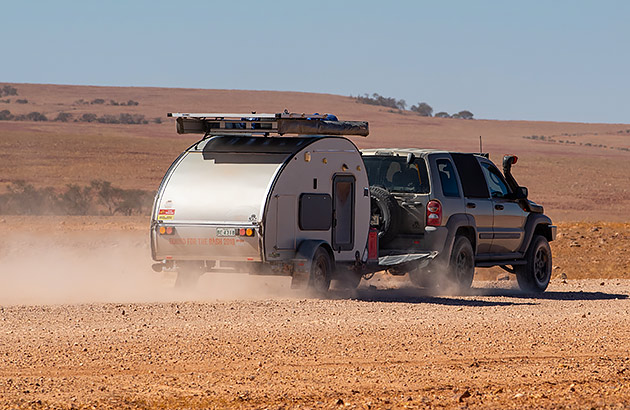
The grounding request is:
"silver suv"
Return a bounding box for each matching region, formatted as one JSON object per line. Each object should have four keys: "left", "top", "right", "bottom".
{"left": 361, "top": 149, "right": 557, "bottom": 292}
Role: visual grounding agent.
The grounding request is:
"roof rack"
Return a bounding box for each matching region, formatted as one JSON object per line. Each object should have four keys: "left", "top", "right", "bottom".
{"left": 167, "top": 112, "right": 369, "bottom": 137}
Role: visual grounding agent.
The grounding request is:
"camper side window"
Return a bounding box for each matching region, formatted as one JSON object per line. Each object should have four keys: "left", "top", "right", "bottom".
{"left": 299, "top": 194, "right": 332, "bottom": 231}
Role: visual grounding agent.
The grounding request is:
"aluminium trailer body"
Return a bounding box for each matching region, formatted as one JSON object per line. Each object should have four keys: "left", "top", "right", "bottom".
{"left": 150, "top": 113, "right": 437, "bottom": 291}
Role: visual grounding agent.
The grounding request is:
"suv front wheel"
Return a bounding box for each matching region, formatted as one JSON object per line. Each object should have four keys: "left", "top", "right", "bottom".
{"left": 515, "top": 235, "right": 551, "bottom": 292}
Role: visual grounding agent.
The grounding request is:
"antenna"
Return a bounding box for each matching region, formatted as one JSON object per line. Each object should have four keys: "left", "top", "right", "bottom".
{"left": 479, "top": 135, "right": 483, "bottom": 153}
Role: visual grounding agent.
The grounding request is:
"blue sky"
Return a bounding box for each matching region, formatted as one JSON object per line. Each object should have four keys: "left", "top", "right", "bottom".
{"left": 2, "top": 0, "right": 629, "bottom": 123}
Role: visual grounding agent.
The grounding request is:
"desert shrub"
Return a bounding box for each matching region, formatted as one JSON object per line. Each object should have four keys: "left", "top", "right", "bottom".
{"left": 355, "top": 93, "right": 406, "bottom": 110}
{"left": 410, "top": 102, "right": 433, "bottom": 117}
{"left": 110, "top": 99, "right": 119, "bottom": 106}
{"left": 0, "top": 109, "right": 13, "bottom": 120}
{"left": 153, "top": 117, "right": 162, "bottom": 124}
{"left": 15, "top": 99, "right": 28, "bottom": 104}
{"left": 125, "top": 100, "right": 139, "bottom": 106}
{"left": 0, "top": 99, "right": 9, "bottom": 103}
{"left": 435, "top": 111, "right": 450, "bottom": 118}
{"left": 0, "top": 180, "right": 154, "bottom": 215}
{"left": 0, "top": 85, "right": 18, "bottom": 97}
{"left": 118, "top": 113, "right": 146, "bottom": 124}
{"left": 90, "top": 180, "right": 153, "bottom": 215}
{"left": 74, "top": 99, "right": 88, "bottom": 105}
{"left": 80, "top": 113, "right": 98, "bottom": 122}
{"left": 25, "top": 111, "right": 48, "bottom": 121}
{"left": 1, "top": 181, "right": 58, "bottom": 215}
{"left": 55, "top": 112, "right": 73, "bottom": 122}
{"left": 59, "top": 184, "right": 93, "bottom": 215}
{"left": 115, "top": 189, "right": 153, "bottom": 215}
{"left": 97, "top": 114, "right": 121, "bottom": 124}
{"left": 90, "top": 98, "right": 105, "bottom": 105}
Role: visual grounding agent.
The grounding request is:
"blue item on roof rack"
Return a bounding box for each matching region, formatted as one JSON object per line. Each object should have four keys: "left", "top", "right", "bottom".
{"left": 308, "top": 113, "right": 338, "bottom": 121}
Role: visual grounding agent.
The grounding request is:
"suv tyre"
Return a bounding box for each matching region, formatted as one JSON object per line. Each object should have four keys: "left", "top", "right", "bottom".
{"left": 369, "top": 186, "right": 400, "bottom": 244}
{"left": 516, "top": 235, "right": 551, "bottom": 292}
{"left": 446, "top": 236, "right": 475, "bottom": 291}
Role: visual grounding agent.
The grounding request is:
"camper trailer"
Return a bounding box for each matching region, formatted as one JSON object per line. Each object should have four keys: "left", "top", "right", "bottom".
{"left": 150, "top": 112, "right": 437, "bottom": 292}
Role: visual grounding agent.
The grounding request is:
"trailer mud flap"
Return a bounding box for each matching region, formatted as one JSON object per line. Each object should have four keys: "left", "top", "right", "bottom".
{"left": 378, "top": 251, "right": 438, "bottom": 269}
{"left": 291, "top": 258, "right": 309, "bottom": 289}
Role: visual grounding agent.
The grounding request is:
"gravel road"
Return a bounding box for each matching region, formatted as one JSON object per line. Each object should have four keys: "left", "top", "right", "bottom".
{"left": 1, "top": 278, "right": 629, "bottom": 409}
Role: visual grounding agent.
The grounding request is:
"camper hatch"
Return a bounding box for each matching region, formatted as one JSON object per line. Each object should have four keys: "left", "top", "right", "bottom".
{"left": 150, "top": 112, "right": 437, "bottom": 292}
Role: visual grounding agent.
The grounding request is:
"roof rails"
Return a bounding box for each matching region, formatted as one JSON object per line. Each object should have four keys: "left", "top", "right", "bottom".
{"left": 167, "top": 112, "right": 369, "bottom": 137}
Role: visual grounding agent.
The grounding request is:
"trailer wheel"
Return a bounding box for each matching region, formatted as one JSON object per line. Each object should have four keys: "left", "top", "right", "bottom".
{"left": 446, "top": 236, "right": 474, "bottom": 291}
{"left": 370, "top": 186, "right": 400, "bottom": 244}
{"left": 308, "top": 247, "right": 332, "bottom": 294}
{"left": 174, "top": 261, "right": 204, "bottom": 289}
{"left": 515, "top": 235, "right": 551, "bottom": 293}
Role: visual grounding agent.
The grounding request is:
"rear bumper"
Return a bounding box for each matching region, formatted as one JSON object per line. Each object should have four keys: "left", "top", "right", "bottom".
{"left": 151, "top": 221, "right": 262, "bottom": 262}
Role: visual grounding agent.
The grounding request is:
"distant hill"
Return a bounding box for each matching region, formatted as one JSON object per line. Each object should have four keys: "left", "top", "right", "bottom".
{"left": 1, "top": 83, "right": 629, "bottom": 221}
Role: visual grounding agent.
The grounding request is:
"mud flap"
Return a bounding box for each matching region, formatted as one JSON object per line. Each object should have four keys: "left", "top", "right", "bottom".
{"left": 291, "top": 258, "right": 309, "bottom": 289}
{"left": 290, "top": 240, "right": 330, "bottom": 289}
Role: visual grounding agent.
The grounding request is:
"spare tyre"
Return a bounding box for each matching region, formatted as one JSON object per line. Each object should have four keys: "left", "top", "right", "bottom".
{"left": 369, "top": 186, "right": 400, "bottom": 244}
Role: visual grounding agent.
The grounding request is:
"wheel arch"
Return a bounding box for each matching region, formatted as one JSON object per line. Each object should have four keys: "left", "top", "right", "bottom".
{"left": 442, "top": 213, "right": 477, "bottom": 260}
{"left": 296, "top": 239, "right": 336, "bottom": 272}
{"left": 518, "top": 214, "right": 555, "bottom": 254}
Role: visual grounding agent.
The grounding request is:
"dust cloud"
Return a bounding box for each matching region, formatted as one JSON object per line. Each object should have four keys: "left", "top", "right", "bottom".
{"left": 0, "top": 231, "right": 296, "bottom": 306}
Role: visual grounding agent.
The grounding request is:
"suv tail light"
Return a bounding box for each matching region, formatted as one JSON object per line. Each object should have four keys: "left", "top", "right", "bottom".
{"left": 426, "top": 200, "right": 442, "bottom": 226}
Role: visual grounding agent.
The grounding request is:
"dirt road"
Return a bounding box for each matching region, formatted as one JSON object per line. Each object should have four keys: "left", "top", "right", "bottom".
{"left": 1, "top": 278, "right": 629, "bottom": 409}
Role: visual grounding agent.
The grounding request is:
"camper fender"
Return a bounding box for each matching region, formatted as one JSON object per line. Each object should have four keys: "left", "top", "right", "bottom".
{"left": 290, "top": 240, "right": 335, "bottom": 289}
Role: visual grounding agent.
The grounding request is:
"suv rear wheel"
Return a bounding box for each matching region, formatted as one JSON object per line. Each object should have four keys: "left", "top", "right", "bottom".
{"left": 516, "top": 235, "right": 551, "bottom": 292}
{"left": 446, "top": 236, "right": 475, "bottom": 291}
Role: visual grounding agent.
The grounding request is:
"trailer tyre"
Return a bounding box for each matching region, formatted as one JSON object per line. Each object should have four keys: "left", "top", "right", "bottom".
{"left": 370, "top": 186, "right": 400, "bottom": 244}
{"left": 516, "top": 235, "right": 551, "bottom": 293}
{"left": 174, "top": 261, "right": 204, "bottom": 289}
{"left": 446, "top": 236, "right": 475, "bottom": 291}
{"left": 308, "top": 247, "right": 332, "bottom": 294}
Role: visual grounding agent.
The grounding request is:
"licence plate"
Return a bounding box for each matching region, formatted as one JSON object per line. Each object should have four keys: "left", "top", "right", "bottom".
{"left": 216, "top": 228, "right": 236, "bottom": 237}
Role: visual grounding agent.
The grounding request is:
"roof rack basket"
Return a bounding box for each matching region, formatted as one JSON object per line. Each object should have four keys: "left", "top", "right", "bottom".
{"left": 167, "top": 112, "right": 369, "bottom": 137}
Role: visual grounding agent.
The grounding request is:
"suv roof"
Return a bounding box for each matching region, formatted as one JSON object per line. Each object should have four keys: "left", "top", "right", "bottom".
{"left": 361, "top": 148, "right": 487, "bottom": 158}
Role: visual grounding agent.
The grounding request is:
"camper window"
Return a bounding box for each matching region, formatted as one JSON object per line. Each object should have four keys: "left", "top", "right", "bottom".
{"left": 299, "top": 194, "right": 332, "bottom": 231}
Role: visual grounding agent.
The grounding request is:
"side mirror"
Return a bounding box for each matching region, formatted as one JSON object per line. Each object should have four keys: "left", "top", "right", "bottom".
{"left": 406, "top": 153, "right": 416, "bottom": 165}
{"left": 516, "top": 186, "right": 528, "bottom": 199}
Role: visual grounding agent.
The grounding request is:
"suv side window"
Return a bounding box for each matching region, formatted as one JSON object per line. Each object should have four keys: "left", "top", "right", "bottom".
{"left": 481, "top": 162, "right": 511, "bottom": 198}
{"left": 450, "top": 153, "right": 490, "bottom": 198}
{"left": 436, "top": 159, "right": 460, "bottom": 197}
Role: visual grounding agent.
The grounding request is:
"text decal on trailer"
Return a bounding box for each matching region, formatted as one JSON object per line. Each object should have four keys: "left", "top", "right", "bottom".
{"left": 158, "top": 209, "right": 175, "bottom": 220}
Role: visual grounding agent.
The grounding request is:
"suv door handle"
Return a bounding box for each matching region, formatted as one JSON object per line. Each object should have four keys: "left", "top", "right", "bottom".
{"left": 466, "top": 202, "right": 476, "bottom": 209}
{"left": 495, "top": 204, "right": 504, "bottom": 210}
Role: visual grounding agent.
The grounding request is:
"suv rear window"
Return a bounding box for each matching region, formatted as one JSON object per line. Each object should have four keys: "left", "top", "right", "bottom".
{"left": 436, "top": 158, "right": 460, "bottom": 197}
{"left": 363, "top": 156, "right": 430, "bottom": 193}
